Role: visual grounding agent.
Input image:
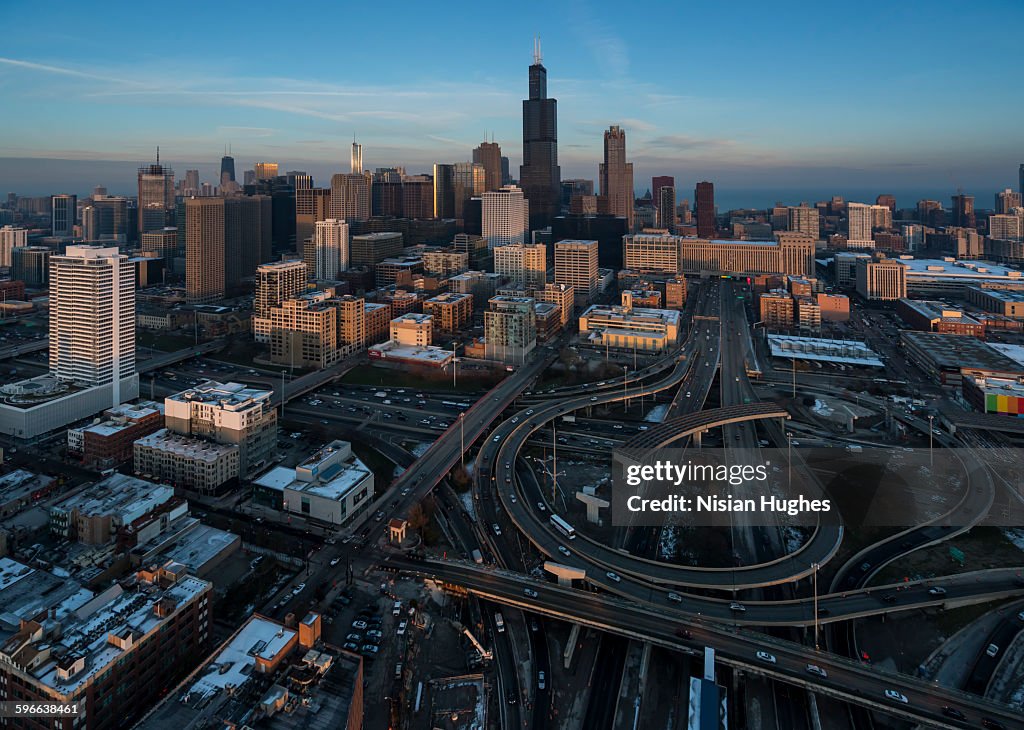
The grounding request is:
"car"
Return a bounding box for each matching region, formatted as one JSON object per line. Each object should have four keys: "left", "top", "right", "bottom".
{"left": 941, "top": 707, "right": 966, "bottom": 721}
{"left": 393, "top": 601, "right": 402, "bottom": 615}
{"left": 351, "top": 620, "right": 368, "bottom": 630}
{"left": 667, "top": 592, "right": 683, "bottom": 603}
{"left": 492, "top": 523, "right": 502, "bottom": 536}
{"left": 292, "top": 583, "right": 306, "bottom": 595}
{"left": 507, "top": 691, "right": 518, "bottom": 704}
{"left": 882, "top": 594, "right": 897, "bottom": 603}
{"left": 590, "top": 396, "right": 598, "bottom": 401}
{"left": 493, "top": 435, "right": 501, "bottom": 442}
{"left": 729, "top": 603, "right": 746, "bottom": 612}
{"left": 536, "top": 502, "right": 547, "bottom": 512}
{"left": 321, "top": 420, "right": 330, "bottom": 425}
{"left": 612, "top": 424, "right": 622, "bottom": 429}
{"left": 558, "top": 545, "right": 571, "bottom": 557}
{"left": 606, "top": 571, "right": 621, "bottom": 583}
{"left": 756, "top": 651, "right": 776, "bottom": 664}
{"left": 397, "top": 620, "right": 408, "bottom": 636}
{"left": 860, "top": 562, "right": 871, "bottom": 571}
{"left": 361, "top": 644, "right": 379, "bottom": 655}
{"left": 805, "top": 664, "right": 827, "bottom": 678}
{"left": 1018, "top": 610, "right": 1024, "bottom": 622}
{"left": 928, "top": 586, "right": 946, "bottom": 596}
{"left": 345, "top": 632, "right": 363, "bottom": 643}
{"left": 884, "top": 689, "right": 908, "bottom": 704}
{"left": 329, "top": 556, "right": 341, "bottom": 566}
{"left": 982, "top": 719, "right": 1008, "bottom": 729}
{"left": 343, "top": 641, "right": 359, "bottom": 652}
{"left": 986, "top": 643, "right": 1000, "bottom": 657}
{"left": 504, "top": 462, "right": 511, "bottom": 469}
{"left": 367, "top": 629, "right": 383, "bottom": 641}
{"left": 375, "top": 511, "right": 385, "bottom": 522}
{"left": 537, "top": 670, "right": 546, "bottom": 689}
{"left": 523, "top": 588, "right": 538, "bottom": 598}
{"left": 509, "top": 493, "right": 517, "bottom": 503}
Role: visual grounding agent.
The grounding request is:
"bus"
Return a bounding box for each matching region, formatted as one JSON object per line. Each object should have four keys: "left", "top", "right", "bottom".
{"left": 442, "top": 401, "right": 470, "bottom": 410}
{"left": 550, "top": 514, "right": 576, "bottom": 540}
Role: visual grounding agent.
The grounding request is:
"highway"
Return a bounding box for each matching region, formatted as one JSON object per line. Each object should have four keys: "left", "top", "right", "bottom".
{"left": 388, "top": 556, "right": 1024, "bottom": 730}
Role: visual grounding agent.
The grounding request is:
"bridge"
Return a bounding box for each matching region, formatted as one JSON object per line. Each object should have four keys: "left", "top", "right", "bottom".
{"left": 624, "top": 403, "right": 791, "bottom": 449}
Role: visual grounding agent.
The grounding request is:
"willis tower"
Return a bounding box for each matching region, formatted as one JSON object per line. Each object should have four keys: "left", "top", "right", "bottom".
{"left": 520, "top": 38, "right": 560, "bottom": 231}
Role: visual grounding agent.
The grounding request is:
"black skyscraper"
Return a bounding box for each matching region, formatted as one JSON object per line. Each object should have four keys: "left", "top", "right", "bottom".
{"left": 520, "top": 39, "right": 560, "bottom": 231}
{"left": 220, "top": 153, "right": 235, "bottom": 184}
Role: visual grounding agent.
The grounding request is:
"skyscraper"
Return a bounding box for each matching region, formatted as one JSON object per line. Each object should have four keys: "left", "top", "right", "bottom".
{"left": 138, "top": 155, "right": 175, "bottom": 235}
{"left": 296, "top": 187, "right": 331, "bottom": 250}
{"left": 494, "top": 242, "right": 546, "bottom": 288}
{"left": 652, "top": 176, "right": 674, "bottom": 207}
{"left": 519, "top": 38, "right": 560, "bottom": 231}
{"left": 694, "top": 182, "right": 716, "bottom": 238}
{"left": 846, "top": 203, "right": 874, "bottom": 248}
{"left": 482, "top": 185, "right": 529, "bottom": 249}
{"left": 254, "top": 162, "right": 279, "bottom": 180}
{"left": 501, "top": 156, "right": 511, "bottom": 186}
{"left": 951, "top": 193, "right": 975, "bottom": 228}
{"left": 554, "top": 239, "right": 599, "bottom": 305}
{"left": 656, "top": 186, "right": 676, "bottom": 231}
{"left": 351, "top": 140, "right": 363, "bottom": 174}
{"left": 1019, "top": 164, "right": 1024, "bottom": 197}
{"left": 329, "top": 173, "right": 371, "bottom": 222}
{"left": 185, "top": 197, "right": 225, "bottom": 303}
{"left": 313, "top": 219, "right": 349, "bottom": 280}
{"left": 254, "top": 260, "right": 308, "bottom": 319}
{"left": 995, "top": 188, "right": 1022, "bottom": 214}
{"left": 183, "top": 169, "right": 200, "bottom": 194}
{"left": 224, "top": 195, "right": 272, "bottom": 289}
{"left": 599, "top": 127, "right": 634, "bottom": 228}
{"left": 453, "top": 162, "right": 486, "bottom": 221}
{"left": 51, "top": 194, "right": 77, "bottom": 237}
{"left": 220, "top": 151, "right": 236, "bottom": 185}
{"left": 875, "top": 194, "right": 896, "bottom": 214}
{"left": 12, "top": 247, "right": 52, "bottom": 288}
{"left": 49, "top": 246, "right": 135, "bottom": 406}
{"left": 433, "top": 163, "right": 455, "bottom": 219}
{"left": 0, "top": 226, "right": 27, "bottom": 267}
{"left": 473, "top": 141, "right": 503, "bottom": 192}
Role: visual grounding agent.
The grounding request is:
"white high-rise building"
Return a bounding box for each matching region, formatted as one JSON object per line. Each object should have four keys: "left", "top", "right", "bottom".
{"left": 482, "top": 185, "right": 529, "bottom": 249}
{"left": 0, "top": 226, "right": 28, "bottom": 267}
{"left": 494, "top": 243, "right": 547, "bottom": 288}
{"left": 554, "top": 239, "right": 599, "bottom": 305}
{"left": 313, "top": 219, "right": 349, "bottom": 280}
{"left": 846, "top": 203, "right": 875, "bottom": 249}
{"left": 49, "top": 246, "right": 135, "bottom": 404}
{"left": 351, "top": 141, "right": 363, "bottom": 174}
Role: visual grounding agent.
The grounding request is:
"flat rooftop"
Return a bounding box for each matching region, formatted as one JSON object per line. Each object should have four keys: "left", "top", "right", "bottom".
{"left": 189, "top": 616, "right": 297, "bottom": 702}
{"left": 965, "top": 375, "right": 1024, "bottom": 396}
{"left": 902, "top": 332, "right": 1024, "bottom": 372}
{"left": 426, "top": 292, "right": 472, "bottom": 304}
{"left": 168, "top": 380, "right": 272, "bottom": 410}
{"left": 968, "top": 286, "right": 1024, "bottom": 302}
{"left": 135, "top": 429, "right": 238, "bottom": 463}
{"left": 52, "top": 473, "right": 173, "bottom": 522}
{"left": 368, "top": 341, "right": 455, "bottom": 365}
{"left": 255, "top": 458, "right": 372, "bottom": 503}
{"left": 899, "top": 257, "right": 1024, "bottom": 280}
{"left": 581, "top": 304, "right": 682, "bottom": 326}
{"left": 767, "top": 334, "right": 884, "bottom": 367}
{"left": 0, "top": 469, "right": 55, "bottom": 506}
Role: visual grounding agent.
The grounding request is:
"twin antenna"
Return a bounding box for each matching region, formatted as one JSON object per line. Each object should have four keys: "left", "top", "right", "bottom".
{"left": 533, "top": 35, "right": 542, "bottom": 65}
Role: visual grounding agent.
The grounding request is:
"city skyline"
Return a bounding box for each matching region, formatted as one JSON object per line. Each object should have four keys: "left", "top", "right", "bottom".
{"left": 2, "top": 1, "right": 1023, "bottom": 199}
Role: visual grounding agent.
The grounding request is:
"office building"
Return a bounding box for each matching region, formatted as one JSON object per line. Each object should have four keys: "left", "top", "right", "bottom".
{"left": 833, "top": 251, "right": 872, "bottom": 288}
{"left": 555, "top": 239, "right": 599, "bottom": 305}
{"left": 11, "top": 245, "right": 51, "bottom": 288}
{"left": 482, "top": 185, "right": 530, "bottom": 249}
{"left": 694, "top": 182, "right": 715, "bottom": 238}
{"left": 452, "top": 162, "right": 485, "bottom": 222}
{"left": 86, "top": 196, "right": 132, "bottom": 242}
{"left": 67, "top": 400, "right": 164, "bottom": 469}
{"left": 223, "top": 194, "right": 272, "bottom": 289}
{"left": 364, "top": 301, "right": 391, "bottom": 344}
{"left": 990, "top": 213, "right": 1023, "bottom": 241}
{"left": 623, "top": 233, "right": 679, "bottom": 273}
{"left": 816, "top": 292, "right": 850, "bottom": 322}
{"left": 329, "top": 173, "right": 371, "bottom": 222}
{"left": 952, "top": 193, "right": 976, "bottom": 228}
{"left": 374, "top": 255, "right": 422, "bottom": 287}
{"left": 652, "top": 176, "right": 674, "bottom": 208}
{"left": 422, "top": 248, "right": 469, "bottom": 278}
{"left": 268, "top": 291, "right": 343, "bottom": 369}
{"left": 855, "top": 257, "right": 907, "bottom": 300}
{"left": 433, "top": 163, "right": 455, "bottom": 219}
{"left": 254, "top": 161, "right": 279, "bottom": 180}
{"left": 313, "top": 218, "right": 349, "bottom": 280}
{"left": 678, "top": 234, "right": 815, "bottom": 277}
{"left": 351, "top": 140, "right": 363, "bottom": 173}
{"left": 50, "top": 245, "right": 135, "bottom": 397}
{"left": 350, "top": 231, "right": 402, "bottom": 266}
{"left": 519, "top": 39, "right": 560, "bottom": 230}
{"left": 788, "top": 205, "right": 820, "bottom": 238}
{"left": 473, "top": 140, "right": 503, "bottom": 192}
{"left": 296, "top": 187, "right": 332, "bottom": 250}
{"left": 0, "top": 559, "right": 212, "bottom": 729}
{"left": 995, "top": 188, "right": 1022, "bottom": 215}
{"left": 578, "top": 302, "right": 681, "bottom": 352}
{"left": 50, "top": 193, "right": 77, "bottom": 237}
{"left": 494, "top": 242, "right": 546, "bottom": 288}
{"left": 485, "top": 295, "right": 537, "bottom": 362}
{"left": 138, "top": 158, "right": 176, "bottom": 234}
{"left": 532, "top": 282, "right": 575, "bottom": 325}
{"left": 665, "top": 278, "right": 687, "bottom": 309}
{"left": 390, "top": 312, "right": 433, "bottom": 346}
{"left": 657, "top": 185, "right": 676, "bottom": 231}
{"left": 0, "top": 225, "right": 27, "bottom": 267}
{"left": 423, "top": 292, "right": 473, "bottom": 332}
{"left": 220, "top": 152, "right": 235, "bottom": 185}
{"left": 598, "top": 125, "right": 634, "bottom": 229}
{"left": 185, "top": 197, "right": 225, "bottom": 303}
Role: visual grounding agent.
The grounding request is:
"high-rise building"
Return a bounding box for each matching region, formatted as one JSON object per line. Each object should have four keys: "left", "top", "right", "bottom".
{"left": 433, "top": 163, "right": 455, "bottom": 219}
{"left": 1020, "top": 164, "right": 1024, "bottom": 197}
{"left": 995, "top": 188, "right": 1023, "bottom": 215}
{"left": 855, "top": 257, "right": 907, "bottom": 300}
{"left": 296, "top": 186, "right": 331, "bottom": 255}
{"left": 0, "top": 226, "right": 27, "bottom": 267}
{"left": 501, "top": 156, "right": 511, "bottom": 186}
{"left": 453, "top": 162, "right": 486, "bottom": 221}
{"left": 371, "top": 170, "right": 404, "bottom": 218}
{"left": 141, "top": 228, "right": 178, "bottom": 260}
{"left": 494, "top": 242, "right": 546, "bottom": 288}
{"left": 533, "top": 282, "right": 575, "bottom": 326}
{"left": 329, "top": 173, "right": 371, "bottom": 222}
{"left": 184, "top": 197, "right": 225, "bottom": 303}
{"left": 482, "top": 185, "right": 530, "bottom": 249}
{"left": 473, "top": 141, "right": 503, "bottom": 192}
{"left": 485, "top": 295, "right": 537, "bottom": 363}
{"left": 554, "top": 239, "right": 599, "bottom": 305}
{"left": 254, "top": 162, "right": 279, "bottom": 180}
{"left": 350, "top": 231, "right": 403, "bottom": 266}
{"left": 598, "top": 125, "right": 635, "bottom": 230}
{"left": 49, "top": 246, "right": 135, "bottom": 404}
{"left": 652, "top": 176, "right": 674, "bottom": 206}
{"left": 50, "top": 193, "right": 77, "bottom": 237}
{"left": 313, "top": 219, "right": 349, "bottom": 279}
{"left": 423, "top": 292, "right": 473, "bottom": 332}
{"left": 351, "top": 140, "right": 363, "bottom": 174}
{"left": 875, "top": 194, "right": 897, "bottom": 214}
{"left": 846, "top": 202, "right": 875, "bottom": 248}
{"left": 220, "top": 151, "right": 236, "bottom": 185}
{"left": 519, "top": 39, "right": 560, "bottom": 230}
{"left": 951, "top": 193, "right": 975, "bottom": 228}
{"left": 138, "top": 157, "right": 175, "bottom": 235}
{"left": 694, "top": 182, "right": 716, "bottom": 238}
{"left": 255, "top": 260, "right": 308, "bottom": 318}
{"left": 86, "top": 196, "right": 131, "bottom": 241}
{"left": 401, "top": 174, "right": 434, "bottom": 219}
{"left": 223, "top": 195, "right": 272, "bottom": 289}
{"left": 656, "top": 185, "right": 676, "bottom": 231}
{"left": 622, "top": 233, "right": 679, "bottom": 273}
{"left": 788, "top": 205, "right": 820, "bottom": 238}
{"left": 182, "top": 169, "right": 200, "bottom": 195}
{"left": 12, "top": 246, "right": 51, "bottom": 288}
{"left": 268, "top": 292, "right": 342, "bottom": 369}
{"left": 990, "top": 214, "right": 1024, "bottom": 241}
{"left": 335, "top": 295, "right": 367, "bottom": 348}
{"left": 870, "top": 204, "right": 893, "bottom": 231}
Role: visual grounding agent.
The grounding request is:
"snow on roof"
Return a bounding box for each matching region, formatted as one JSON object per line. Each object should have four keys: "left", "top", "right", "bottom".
{"left": 188, "top": 616, "right": 296, "bottom": 701}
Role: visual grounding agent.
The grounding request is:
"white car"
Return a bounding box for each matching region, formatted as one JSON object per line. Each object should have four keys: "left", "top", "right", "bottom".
{"left": 557, "top": 545, "right": 571, "bottom": 557}
{"left": 986, "top": 643, "right": 999, "bottom": 657}
{"left": 536, "top": 502, "right": 547, "bottom": 512}
{"left": 606, "top": 571, "right": 621, "bottom": 583}
{"left": 397, "top": 620, "right": 408, "bottom": 636}
{"left": 523, "top": 588, "right": 538, "bottom": 598}
{"left": 492, "top": 523, "right": 502, "bottom": 536}
{"left": 756, "top": 651, "right": 776, "bottom": 664}
{"left": 509, "top": 493, "right": 517, "bottom": 503}
{"left": 884, "top": 689, "right": 908, "bottom": 704}
{"left": 927, "top": 586, "right": 946, "bottom": 596}
{"left": 667, "top": 592, "right": 683, "bottom": 603}
{"left": 806, "top": 664, "right": 827, "bottom": 678}
{"left": 292, "top": 583, "right": 306, "bottom": 595}
{"left": 729, "top": 602, "right": 746, "bottom": 612}
{"left": 330, "top": 557, "right": 341, "bottom": 566}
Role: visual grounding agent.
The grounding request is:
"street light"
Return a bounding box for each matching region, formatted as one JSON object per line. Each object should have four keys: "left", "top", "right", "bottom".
{"left": 812, "top": 561, "right": 820, "bottom": 650}
{"left": 787, "top": 432, "right": 793, "bottom": 491}
{"left": 459, "top": 412, "right": 465, "bottom": 466}
{"left": 927, "top": 414, "right": 934, "bottom": 467}
{"left": 280, "top": 370, "right": 287, "bottom": 418}
{"left": 623, "top": 366, "right": 628, "bottom": 413}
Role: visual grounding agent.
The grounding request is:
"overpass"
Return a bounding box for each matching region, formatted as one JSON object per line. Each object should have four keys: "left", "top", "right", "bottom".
{"left": 623, "top": 402, "right": 790, "bottom": 449}
{"left": 387, "top": 556, "right": 1024, "bottom": 730}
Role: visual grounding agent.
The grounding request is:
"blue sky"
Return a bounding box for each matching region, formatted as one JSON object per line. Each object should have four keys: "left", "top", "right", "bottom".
{"left": 2, "top": 0, "right": 1022, "bottom": 203}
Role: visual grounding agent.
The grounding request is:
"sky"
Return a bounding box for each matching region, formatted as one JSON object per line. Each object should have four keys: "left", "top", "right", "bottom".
{"left": 2, "top": 0, "right": 1022, "bottom": 207}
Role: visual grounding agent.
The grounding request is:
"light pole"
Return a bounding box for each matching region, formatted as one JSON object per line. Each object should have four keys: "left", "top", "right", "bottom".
{"left": 280, "top": 369, "right": 287, "bottom": 418}
{"left": 623, "top": 366, "right": 628, "bottom": 413}
{"left": 459, "top": 412, "right": 465, "bottom": 466}
{"left": 552, "top": 421, "right": 557, "bottom": 503}
{"left": 452, "top": 342, "right": 458, "bottom": 388}
{"left": 927, "top": 414, "right": 934, "bottom": 467}
{"left": 812, "top": 562, "right": 820, "bottom": 650}
{"left": 787, "top": 432, "right": 793, "bottom": 491}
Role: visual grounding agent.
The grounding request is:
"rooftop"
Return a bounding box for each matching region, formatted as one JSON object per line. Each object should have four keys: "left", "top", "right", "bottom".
{"left": 0, "top": 469, "right": 55, "bottom": 506}
{"left": 167, "top": 380, "right": 273, "bottom": 411}
{"left": 767, "top": 334, "right": 884, "bottom": 367}
{"left": 188, "top": 616, "right": 297, "bottom": 702}
{"left": 901, "top": 332, "right": 1024, "bottom": 372}
{"left": 967, "top": 286, "right": 1024, "bottom": 302}
{"left": 580, "top": 304, "right": 682, "bottom": 326}
{"left": 368, "top": 341, "right": 455, "bottom": 365}
{"left": 135, "top": 429, "right": 238, "bottom": 462}
{"left": 897, "top": 257, "right": 1024, "bottom": 280}
{"left": 392, "top": 312, "right": 432, "bottom": 325}
{"left": 964, "top": 375, "right": 1024, "bottom": 396}
{"left": 255, "top": 442, "right": 372, "bottom": 502}
{"left": 426, "top": 292, "right": 472, "bottom": 304}
{"left": 52, "top": 473, "right": 174, "bottom": 523}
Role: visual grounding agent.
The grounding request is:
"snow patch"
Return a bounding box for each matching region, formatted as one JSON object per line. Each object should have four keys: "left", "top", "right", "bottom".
{"left": 1002, "top": 528, "right": 1024, "bottom": 553}
{"left": 811, "top": 399, "right": 833, "bottom": 417}
{"left": 645, "top": 404, "right": 669, "bottom": 423}
{"left": 458, "top": 492, "right": 476, "bottom": 520}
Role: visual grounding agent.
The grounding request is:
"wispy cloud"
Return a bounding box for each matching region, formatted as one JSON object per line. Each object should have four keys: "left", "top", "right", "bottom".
{"left": 0, "top": 56, "right": 147, "bottom": 86}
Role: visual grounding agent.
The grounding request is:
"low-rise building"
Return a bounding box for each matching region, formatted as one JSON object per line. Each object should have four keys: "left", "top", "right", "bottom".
{"left": 816, "top": 292, "right": 850, "bottom": 322}
{"left": 68, "top": 400, "right": 164, "bottom": 468}
{"left": 896, "top": 299, "right": 986, "bottom": 338}
{"left": 390, "top": 312, "right": 433, "bottom": 346}
{"left": 578, "top": 303, "right": 681, "bottom": 352}
{"left": 901, "top": 331, "right": 1024, "bottom": 385}
{"left": 760, "top": 290, "right": 794, "bottom": 329}
{"left": 134, "top": 429, "right": 241, "bottom": 494}
{"left": 0, "top": 469, "right": 57, "bottom": 520}
{"left": 965, "top": 286, "right": 1024, "bottom": 318}
{"left": 534, "top": 301, "right": 561, "bottom": 341}
{"left": 962, "top": 375, "right": 1024, "bottom": 417}
{"left": 423, "top": 292, "right": 473, "bottom": 333}
{"left": 49, "top": 473, "right": 175, "bottom": 545}
{"left": 253, "top": 440, "right": 374, "bottom": 526}
{"left": 665, "top": 278, "right": 687, "bottom": 309}
{"left": 367, "top": 340, "right": 455, "bottom": 369}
